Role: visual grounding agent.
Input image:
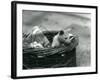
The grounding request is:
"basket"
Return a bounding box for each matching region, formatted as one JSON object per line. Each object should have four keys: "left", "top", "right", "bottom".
{"left": 23, "top": 31, "right": 79, "bottom": 69}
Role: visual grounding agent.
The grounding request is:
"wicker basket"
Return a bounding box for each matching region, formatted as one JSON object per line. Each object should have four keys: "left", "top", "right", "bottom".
{"left": 23, "top": 31, "right": 79, "bottom": 69}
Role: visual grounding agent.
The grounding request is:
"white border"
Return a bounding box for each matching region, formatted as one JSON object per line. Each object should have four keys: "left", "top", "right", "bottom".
{"left": 17, "top": 3, "right": 96, "bottom": 77}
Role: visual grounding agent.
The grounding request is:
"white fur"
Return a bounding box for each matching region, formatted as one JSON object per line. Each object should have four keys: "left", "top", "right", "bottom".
{"left": 30, "top": 41, "right": 43, "bottom": 48}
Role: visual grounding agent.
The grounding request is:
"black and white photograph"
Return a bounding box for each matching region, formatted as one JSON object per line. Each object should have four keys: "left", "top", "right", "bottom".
{"left": 23, "top": 10, "right": 89, "bottom": 69}
{"left": 11, "top": 1, "right": 97, "bottom": 79}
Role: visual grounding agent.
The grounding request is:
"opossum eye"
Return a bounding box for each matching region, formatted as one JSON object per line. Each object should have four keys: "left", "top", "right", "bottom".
{"left": 65, "top": 37, "right": 68, "bottom": 39}
{"left": 69, "top": 36, "right": 73, "bottom": 39}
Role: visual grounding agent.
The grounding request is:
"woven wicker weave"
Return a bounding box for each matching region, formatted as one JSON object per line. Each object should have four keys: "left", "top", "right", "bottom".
{"left": 23, "top": 31, "right": 79, "bottom": 69}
